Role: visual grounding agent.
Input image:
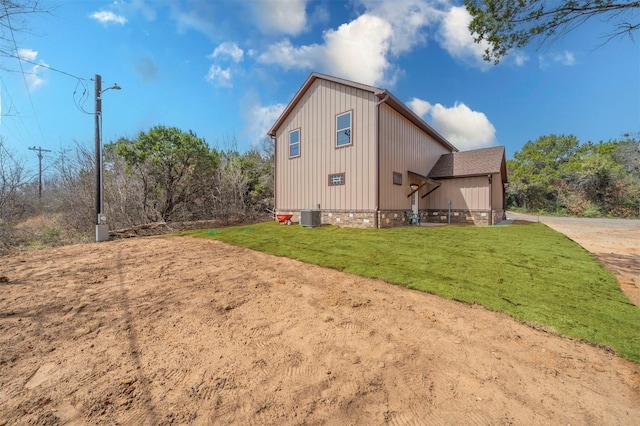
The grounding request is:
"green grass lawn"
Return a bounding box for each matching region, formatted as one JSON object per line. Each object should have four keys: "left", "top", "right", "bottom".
{"left": 182, "top": 221, "right": 640, "bottom": 363}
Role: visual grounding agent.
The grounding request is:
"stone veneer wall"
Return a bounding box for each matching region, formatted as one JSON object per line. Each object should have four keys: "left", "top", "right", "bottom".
{"left": 322, "top": 211, "right": 376, "bottom": 228}
{"left": 493, "top": 210, "right": 506, "bottom": 225}
{"left": 423, "top": 209, "right": 505, "bottom": 225}
{"left": 377, "top": 210, "right": 416, "bottom": 228}
{"left": 276, "top": 209, "right": 506, "bottom": 227}
{"left": 275, "top": 211, "right": 377, "bottom": 228}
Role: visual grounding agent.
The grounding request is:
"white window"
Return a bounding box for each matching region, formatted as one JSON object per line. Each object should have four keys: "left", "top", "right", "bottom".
{"left": 336, "top": 111, "right": 352, "bottom": 147}
{"left": 289, "top": 129, "right": 300, "bottom": 158}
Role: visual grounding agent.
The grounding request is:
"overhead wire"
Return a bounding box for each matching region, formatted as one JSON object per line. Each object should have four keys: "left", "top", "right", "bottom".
{"left": 3, "top": 4, "right": 47, "bottom": 148}
{"left": 0, "top": 137, "right": 40, "bottom": 183}
{"left": 0, "top": 49, "right": 94, "bottom": 115}
{"left": 0, "top": 48, "right": 88, "bottom": 81}
{"left": 0, "top": 2, "right": 104, "bottom": 184}
{"left": 0, "top": 136, "right": 23, "bottom": 168}
{"left": 0, "top": 36, "right": 95, "bottom": 179}
{"left": 0, "top": 75, "right": 37, "bottom": 150}
{"left": 73, "top": 79, "right": 93, "bottom": 115}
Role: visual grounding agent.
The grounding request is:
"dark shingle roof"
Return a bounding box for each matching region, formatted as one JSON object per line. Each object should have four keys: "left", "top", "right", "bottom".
{"left": 428, "top": 146, "right": 506, "bottom": 180}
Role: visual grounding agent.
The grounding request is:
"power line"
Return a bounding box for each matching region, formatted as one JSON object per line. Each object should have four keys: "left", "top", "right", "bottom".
{"left": 73, "top": 79, "right": 93, "bottom": 115}
{"left": 0, "top": 42, "right": 96, "bottom": 161}
{"left": 0, "top": 48, "right": 89, "bottom": 82}
{"left": 1, "top": 48, "right": 96, "bottom": 116}
{"left": 0, "top": 138, "right": 22, "bottom": 168}
{"left": 3, "top": 3, "right": 46, "bottom": 148}
{"left": 0, "top": 75, "right": 38, "bottom": 150}
{"left": 28, "top": 145, "right": 51, "bottom": 198}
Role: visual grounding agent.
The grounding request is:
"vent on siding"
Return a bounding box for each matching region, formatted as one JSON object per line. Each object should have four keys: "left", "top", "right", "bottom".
{"left": 300, "top": 210, "right": 321, "bottom": 228}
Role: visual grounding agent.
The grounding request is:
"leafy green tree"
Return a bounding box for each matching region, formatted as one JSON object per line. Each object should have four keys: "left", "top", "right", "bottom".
{"left": 573, "top": 142, "right": 622, "bottom": 211}
{"left": 613, "top": 135, "right": 640, "bottom": 177}
{"left": 240, "top": 149, "right": 274, "bottom": 214}
{"left": 465, "top": 0, "right": 640, "bottom": 63}
{"left": 507, "top": 134, "right": 579, "bottom": 211}
{"left": 509, "top": 134, "right": 640, "bottom": 217}
{"left": 115, "top": 126, "right": 219, "bottom": 222}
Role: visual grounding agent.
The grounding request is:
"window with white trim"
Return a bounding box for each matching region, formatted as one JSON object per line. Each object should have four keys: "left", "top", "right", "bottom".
{"left": 336, "top": 111, "right": 352, "bottom": 147}
{"left": 289, "top": 129, "right": 300, "bottom": 158}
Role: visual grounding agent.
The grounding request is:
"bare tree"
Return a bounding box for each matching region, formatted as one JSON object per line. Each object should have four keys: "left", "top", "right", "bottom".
{"left": 0, "top": 1, "right": 50, "bottom": 65}
{"left": 0, "top": 138, "right": 28, "bottom": 221}
{"left": 0, "top": 138, "right": 29, "bottom": 253}
{"left": 46, "top": 142, "right": 95, "bottom": 234}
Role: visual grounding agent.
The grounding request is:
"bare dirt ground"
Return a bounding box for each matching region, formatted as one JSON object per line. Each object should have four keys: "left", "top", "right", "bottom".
{"left": 1, "top": 224, "right": 639, "bottom": 425}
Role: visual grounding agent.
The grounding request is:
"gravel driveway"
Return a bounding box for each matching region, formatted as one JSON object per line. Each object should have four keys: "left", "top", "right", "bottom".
{"left": 506, "top": 211, "right": 640, "bottom": 306}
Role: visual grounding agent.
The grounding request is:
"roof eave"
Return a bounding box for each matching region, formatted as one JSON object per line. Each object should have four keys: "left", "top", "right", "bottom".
{"left": 429, "top": 171, "right": 501, "bottom": 180}
{"left": 381, "top": 93, "right": 458, "bottom": 153}
{"left": 267, "top": 72, "right": 384, "bottom": 137}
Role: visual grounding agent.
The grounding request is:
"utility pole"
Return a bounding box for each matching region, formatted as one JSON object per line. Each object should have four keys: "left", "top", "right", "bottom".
{"left": 95, "top": 74, "right": 103, "bottom": 241}
{"left": 28, "top": 146, "right": 51, "bottom": 199}
{"left": 94, "top": 74, "right": 121, "bottom": 242}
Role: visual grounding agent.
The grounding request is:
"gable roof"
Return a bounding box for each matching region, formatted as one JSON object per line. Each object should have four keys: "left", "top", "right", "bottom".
{"left": 267, "top": 72, "right": 457, "bottom": 153}
{"left": 428, "top": 146, "right": 507, "bottom": 182}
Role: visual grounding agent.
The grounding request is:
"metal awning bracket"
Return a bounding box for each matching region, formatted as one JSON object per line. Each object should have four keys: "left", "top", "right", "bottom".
{"left": 407, "top": 170, "right": 441, "bottom": 198}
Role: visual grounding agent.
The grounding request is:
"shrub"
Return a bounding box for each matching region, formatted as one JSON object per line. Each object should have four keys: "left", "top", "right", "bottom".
{"left": 582, "top": 202, "right": 602, "bottom": 218}
{"left": 42, "top": 226, "right": 62, "bottom": 246}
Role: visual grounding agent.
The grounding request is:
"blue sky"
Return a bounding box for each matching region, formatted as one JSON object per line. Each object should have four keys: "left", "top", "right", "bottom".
{"left": 1, "top": 0, "right": 638, "bottom": 176}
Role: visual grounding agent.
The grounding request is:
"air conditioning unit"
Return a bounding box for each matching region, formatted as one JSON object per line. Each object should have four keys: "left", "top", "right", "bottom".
{"left": 300, "top": 210, "right": 321, "bottom": 228}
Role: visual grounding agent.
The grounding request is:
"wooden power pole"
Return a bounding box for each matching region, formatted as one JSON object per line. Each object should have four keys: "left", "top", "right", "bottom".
{"left": 28, "top": 146, "right": 51, "bottom": 199}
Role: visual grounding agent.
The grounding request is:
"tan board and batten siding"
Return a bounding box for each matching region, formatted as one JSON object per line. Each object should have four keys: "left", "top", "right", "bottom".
{"left": 425, "top": 176, "right": 494, "bottom": 210}
{"left": 425, "top": 146, "right": 507, "bottom": 213}
{"left": 378, "top": 104, "right": 451, "bottom": 211}
{"left": 271, "top": 72, "right": 507, "bottom": 227}
{"left": 275, "top": 78, "right": 378, "bottom": 212}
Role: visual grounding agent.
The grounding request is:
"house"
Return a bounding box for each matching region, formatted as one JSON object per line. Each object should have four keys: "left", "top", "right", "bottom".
{"left": 425, "top": 146, "right": 507, "bottom": 225}
{"left": 267, "top": 72, "right": 507, "bottom": 228}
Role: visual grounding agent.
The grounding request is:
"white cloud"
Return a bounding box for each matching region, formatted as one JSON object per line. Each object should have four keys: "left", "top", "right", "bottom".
{"left": 245, "top": 102, "right": 287, "bottom": 145}
{"left": 407, "top": 97, "right": 431, "bottom": 118}
{"left": 26, "top": 64, "right": 47, "bottom": 91}
{"left": 436, "top": 4, "right": 531, "bottom": 68}
{"left": 309, "top": 3, "right": 330, "bottom": 25}
{"left": 408, "top": 97, "right": 496, "bottom": 150}
{"left": 206, "top": 42, "right": 244, "bottom": 87}
{"left": 258, "top": 1, "right": 540, "bottom": 84}
{"left": 129, "top": 0, "right": 157, "bottom": 21}
{"left": 205, "top": 65, "right": 233, "bottom": 87}
{"left": 258, "top": 39, "right": 319, "bottom": 70}
{"left": 90, "top": 10, "right": 128, "bottom": 25}
{"left": 358, "top": 0, "right": 442, "bottom": 56}
{"left": 539, "top": 50, "right": 576, "bottom": 69}
{"left": 170, "top": 2, "right": 216, "bottom": 39}
{"left": 555, "top": 50, "right": 575, "bottom": 66}
{"left": 257, "top": 0, "right": 445, "bottom": 86}
{"left": 258, "top": 14, "right": 394, "bottom": 86}
{"left": 254, "top": 0, "right": 307, "bottom": 35}
{"left": 211, "top": 42, "right": 244, "bottom": 63}
{"left": 512, "top": 51, "right": 529, "bottom": 67}
{"left": 323, "top": 14, "right": 393, "bottom": 85}
{"left": 437, "top": 6, "right": 490, "bottom": 70}
{"left": 17, "top": 49, "right": 47, "bottom": 90}
{"left": 17, "top": 48, "right": 38, "bottom": 61}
